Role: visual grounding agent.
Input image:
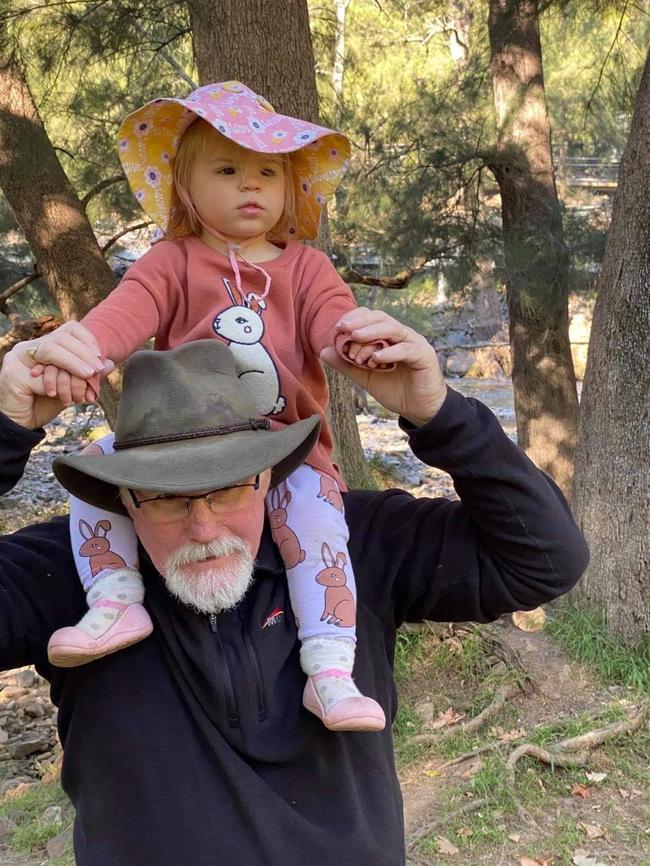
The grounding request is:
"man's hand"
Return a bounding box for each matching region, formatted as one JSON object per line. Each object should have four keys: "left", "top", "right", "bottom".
{"left": 320, "top": 308, "right": 447, "bottom": 426}
{"left": 0, "top": 343, "right": 68, "bottom": 429}
{"left": 27, "top": 321, "right": 108, "bottom": 405}
{"left": 0, "top": 332, "right": 114, "bottom": 430}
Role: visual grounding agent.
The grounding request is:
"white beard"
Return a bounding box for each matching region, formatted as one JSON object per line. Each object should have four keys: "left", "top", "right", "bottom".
{"left": 161, "top": 535, "right": 255, "bottom": 614}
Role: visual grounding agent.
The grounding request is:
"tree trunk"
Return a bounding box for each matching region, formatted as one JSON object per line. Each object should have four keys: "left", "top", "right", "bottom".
{"left": 0, "top": 49, "right": 120, "bottom": 422}
{"left": 487, "top": 0, "right": 579, "bottom": 498}
{"left": 185, "top": 0, "right": 375, "bottom": 488}
{"left": 332, "top": 0, "right": 351, "bottom": 105}
{"left": 571, "top": 48, "right": 650, "bottom": 645}
{"left": 446, "top": 0, "right": 473, "bottom": 67}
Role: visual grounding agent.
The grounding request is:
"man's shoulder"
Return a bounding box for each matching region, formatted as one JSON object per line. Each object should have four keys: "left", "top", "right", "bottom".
{"left": 3, "top": 515, "right": 73, "bottom": 556}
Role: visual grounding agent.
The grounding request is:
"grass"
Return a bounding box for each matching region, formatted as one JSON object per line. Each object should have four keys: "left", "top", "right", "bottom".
{"left": 0, "top": 776, "right": 71, "bottom": 855}
{"left": 397, "top": 621, "right": 650, "bottom": 863}
{"left": 548, "top": 598, "right": 650, "bottom": 695}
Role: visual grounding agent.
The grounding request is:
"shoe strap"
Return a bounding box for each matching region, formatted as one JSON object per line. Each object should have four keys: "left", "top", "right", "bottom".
{"left": 311, "top": 669, "right": 352, "bottom": 682}
{"left": 92, "top": 599, "right": 129, "bottom": 612}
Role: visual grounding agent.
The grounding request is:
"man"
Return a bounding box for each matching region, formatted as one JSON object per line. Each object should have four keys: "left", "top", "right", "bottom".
{"left": 0, "top": 311, "right": 588, "bottom": 866}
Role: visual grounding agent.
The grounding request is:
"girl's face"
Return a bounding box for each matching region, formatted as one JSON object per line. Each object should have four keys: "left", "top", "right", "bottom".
{"left": 187, "top": 134, "right": 287, "bottom": 244}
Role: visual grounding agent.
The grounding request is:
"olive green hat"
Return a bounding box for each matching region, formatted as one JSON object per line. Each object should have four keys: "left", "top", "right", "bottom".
{"left": 53, "top": 340, "right": 320, "bottom": 514}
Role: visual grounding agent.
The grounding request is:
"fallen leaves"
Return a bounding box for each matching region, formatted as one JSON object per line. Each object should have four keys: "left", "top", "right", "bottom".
{"left": 572, "top": 852, "right": 607, "bottom": 866}
{"left": 585, "top": 771, "right": 607, "bottom": 784}
{"left": 491, "top": 725, "right": 527, "bottom": 742}
{"left": 520, "top": 856, "right": 554, "bottom": 866}
{"left": 435, "top": 835, "right": 459, "bottom": 855}
{"left": 571, "top": 782, "right": 592, "bottom": 799}
{"left": 577, "top": 821, "right": 605, "bottom": 839}
{"left": 429, "top": 707, "right": 465, "bottom": 730}
{"left": 512, "top": 607, "right": 546, "bottom": 632}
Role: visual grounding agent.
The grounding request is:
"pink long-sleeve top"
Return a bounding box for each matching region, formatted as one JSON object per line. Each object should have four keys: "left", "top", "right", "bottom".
{"left": 82, "top": 236, "right": 357, "bottom": 483}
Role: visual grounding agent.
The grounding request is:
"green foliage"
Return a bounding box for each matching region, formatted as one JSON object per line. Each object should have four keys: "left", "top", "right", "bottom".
{"left": 548, "top": 598, "right": 650, "bottom": 695}
{"left": 0, "top": 778, "right": 71, "bottom": 853}
{"left": 4, "top": 0, "right": 195, "bottom": 232}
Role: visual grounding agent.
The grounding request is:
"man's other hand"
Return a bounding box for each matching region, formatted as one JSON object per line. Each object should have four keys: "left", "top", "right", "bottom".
{"left": 0, "top": 338, "right": 112, "bottom": 430}
{"left": 320, "top": 309, "right": 447, "bottom": 426}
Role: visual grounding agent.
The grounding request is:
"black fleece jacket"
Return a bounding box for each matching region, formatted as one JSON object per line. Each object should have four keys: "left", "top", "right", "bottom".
{"left": 0, "top": 389, "right": 588, "bottom": 866}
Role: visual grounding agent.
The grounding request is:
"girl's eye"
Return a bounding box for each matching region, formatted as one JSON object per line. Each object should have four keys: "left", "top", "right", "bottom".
{"left": 215, "top": 167, "right": 235, "bottom": 175}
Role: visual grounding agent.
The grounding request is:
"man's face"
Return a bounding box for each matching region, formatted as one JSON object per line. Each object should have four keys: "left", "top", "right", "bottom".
{"left": 123, "top": 470, "right": 271, "bottom": 613}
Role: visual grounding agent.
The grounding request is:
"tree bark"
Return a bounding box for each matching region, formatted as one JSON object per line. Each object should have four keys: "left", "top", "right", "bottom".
{"left": 487, "top": 0, "right": 579, "bottom": 498}
{"left": 571, "top": 48, "right": 650, "bottom": 645}
{"left": 185, "top": 0, "right": 375, "bottom": 488}
{"left": 0, "top": 48, "right": 120, "bottom": 422}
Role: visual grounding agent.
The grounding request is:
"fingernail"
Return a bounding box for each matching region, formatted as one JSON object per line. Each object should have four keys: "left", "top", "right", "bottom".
{"left": 82, "top": 365, "right": 95, "bottom": 376}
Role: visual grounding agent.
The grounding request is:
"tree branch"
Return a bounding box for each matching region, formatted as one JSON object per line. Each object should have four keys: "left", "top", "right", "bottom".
{"left": 132, "top": 20, "right": 197, "bottom": 90}
{"left": 583, "top": 1, "right": 629, "bottom": 123}
{"left": 81, "top": 174, "right": 125, "bottom": 209}
{"left": 101, "top": 221, "right": 152, "bottom": 255}
{"left": 0, "top": 270, "right": 41, "bottom": 314}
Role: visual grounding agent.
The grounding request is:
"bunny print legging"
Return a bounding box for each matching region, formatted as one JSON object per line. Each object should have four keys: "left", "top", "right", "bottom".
{"left": 70, "top": 435, "right": 357, "bottom": 644}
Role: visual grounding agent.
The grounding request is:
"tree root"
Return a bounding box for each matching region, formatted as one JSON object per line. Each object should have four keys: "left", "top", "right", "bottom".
{"left": 505, "top": 704, "right": 646, "bottom": 784}
{"left": 555, "top": 704, "right": 646, "bottom": 752}
{"left": 412, "top": 681, "right": 521, "bottom": 744}
{"left": 407, "top": 798, "right": 489, "bottom": 850}
{"left": 505, "top": 744, "right": 590, "bottom": 786}
{"left": 432, "top": 743, "right": 498, "bottom": 773}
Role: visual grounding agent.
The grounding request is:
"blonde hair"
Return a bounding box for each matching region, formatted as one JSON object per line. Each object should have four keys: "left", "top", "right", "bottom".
{"left": 167, "top": 118, "right": 297, "bottom": 242}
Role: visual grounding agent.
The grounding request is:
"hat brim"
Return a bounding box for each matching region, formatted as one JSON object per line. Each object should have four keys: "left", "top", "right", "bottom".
{"left": 53, "top": 415, "right": 320, "bottom": 515}
{"left": 117, "top": 95, "right": 350, "bottom": 239}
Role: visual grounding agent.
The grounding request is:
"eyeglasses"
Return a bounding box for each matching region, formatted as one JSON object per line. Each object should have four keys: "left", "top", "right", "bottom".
{"left": 128, "top": 475, "right": 261, "bottom": 523}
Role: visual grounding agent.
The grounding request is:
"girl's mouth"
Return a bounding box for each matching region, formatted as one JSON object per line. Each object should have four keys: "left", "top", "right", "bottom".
{"left": 238, "top": 203, "right": 264, "bottom": 216}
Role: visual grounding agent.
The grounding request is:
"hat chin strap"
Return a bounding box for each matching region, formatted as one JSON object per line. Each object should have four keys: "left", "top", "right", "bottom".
{"left": 176, "top": 187, "right": 272, "bottom": 305}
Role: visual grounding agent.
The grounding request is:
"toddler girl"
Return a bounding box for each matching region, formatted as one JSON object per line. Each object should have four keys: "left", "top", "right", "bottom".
{"left": 40, "top": 81, "right": 388, "bottom": 732}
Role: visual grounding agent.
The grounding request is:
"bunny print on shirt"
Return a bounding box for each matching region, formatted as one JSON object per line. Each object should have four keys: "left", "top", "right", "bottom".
{"left": 212, "top": 278, "right": 286, "bottom": 416}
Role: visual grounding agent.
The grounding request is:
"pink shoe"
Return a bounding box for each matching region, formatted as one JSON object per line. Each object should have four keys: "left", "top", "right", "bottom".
{"left": 47, "top": 604, "right": 153, "bottom": 668}
{"left": 303, "top": 677, "right": 386, "bottom": 732}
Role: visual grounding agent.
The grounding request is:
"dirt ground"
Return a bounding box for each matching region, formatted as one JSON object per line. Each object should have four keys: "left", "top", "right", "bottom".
{"left": 399, "top": 618, "right": 649, "bottom": 866}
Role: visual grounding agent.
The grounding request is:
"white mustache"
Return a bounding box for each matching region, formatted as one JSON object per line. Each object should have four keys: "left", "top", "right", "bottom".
{"left": 166, "top": 536, "right": 250, "bottom": 570}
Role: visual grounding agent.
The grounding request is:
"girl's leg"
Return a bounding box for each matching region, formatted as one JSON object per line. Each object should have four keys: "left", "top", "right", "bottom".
{"left": 267, "top": 464, "right": 385, "bottom": 732}
{"left": 47, "top": 433, "right": 153, "bottom": 667}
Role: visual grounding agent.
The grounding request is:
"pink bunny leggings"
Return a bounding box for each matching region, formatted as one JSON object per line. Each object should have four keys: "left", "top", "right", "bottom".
{"left": 70, "top": 435, "right": 357, "bottom": 645}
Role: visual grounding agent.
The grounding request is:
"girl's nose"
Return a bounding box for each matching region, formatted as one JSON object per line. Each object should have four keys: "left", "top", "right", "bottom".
{"left": 239, "top": 170, "right": 261, "bottom": 191}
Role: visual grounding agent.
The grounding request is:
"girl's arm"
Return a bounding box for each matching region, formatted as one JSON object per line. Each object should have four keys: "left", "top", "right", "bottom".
{"left": 30, "top": 243, "right": 180, "bottom": 404}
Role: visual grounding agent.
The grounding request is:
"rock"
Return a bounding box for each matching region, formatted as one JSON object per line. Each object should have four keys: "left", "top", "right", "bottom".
{"left": 0, "top": 727, "right": 8, "bottom": 744}
{"left": 0, "top": 687, "right": 30, "bottom": 700}
{"left": 6, "top": 732, "right": 51, "bottom": 758}
{"left": 445, "top": 349, "right": 476, "bottom": 376}
{"left": 42, "top": 805, "right": 64, "bottom": 825}
{"left": 15, "top": 669, "right": 37, "bottom": 689}
{"left": 46, "top": 824, "right": 73, "bottom": 860}
{"left": 0, "top": 815, "right": 16, "bottom": 839}
{"left": 1, "top": 777, "right": 34, "bottom": 796}
{"left": 23, "top": 700, "right": 47, "bottom": 718}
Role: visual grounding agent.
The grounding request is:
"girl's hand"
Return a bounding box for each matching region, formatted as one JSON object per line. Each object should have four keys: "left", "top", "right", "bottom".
{"left": 31, "top": 365, "right": 99, "bottom": 406}
{"left": 27, "top": 321, "right": 108, "bottom": 387}
{"left": 323, "top": 308, "right": 447, "bottom": 426}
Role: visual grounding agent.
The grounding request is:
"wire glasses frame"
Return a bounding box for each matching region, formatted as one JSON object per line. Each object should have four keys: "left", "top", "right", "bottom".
{"left": 128, "top": 475, "right": 261, "bottom": 522}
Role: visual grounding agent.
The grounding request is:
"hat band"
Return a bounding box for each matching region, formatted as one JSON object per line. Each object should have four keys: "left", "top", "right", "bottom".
{"left": 113, "top": 419, "right": 271, "bottom": 451}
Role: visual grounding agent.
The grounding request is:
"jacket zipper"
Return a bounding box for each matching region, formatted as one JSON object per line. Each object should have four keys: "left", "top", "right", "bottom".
{"left": 241, "top": 622, "right": 267, "bottom": 722}
{"left": 208, "top": 613, "right": 240, "bottom": 728}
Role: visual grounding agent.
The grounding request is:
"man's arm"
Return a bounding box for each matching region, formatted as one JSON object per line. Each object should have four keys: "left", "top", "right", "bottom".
{"left": 323, "top": 309, "right": 588, "bottom": 625}
{"left": 0, "top": 342, "right": 86, "bottom": 670}
{"left": 347, "top": 388, "right": 588, "bottom": 626}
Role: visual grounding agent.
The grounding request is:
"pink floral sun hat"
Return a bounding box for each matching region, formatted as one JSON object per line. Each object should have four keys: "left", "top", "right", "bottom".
{"left": 117, "top": 80, "right": 351, "bottom": 241}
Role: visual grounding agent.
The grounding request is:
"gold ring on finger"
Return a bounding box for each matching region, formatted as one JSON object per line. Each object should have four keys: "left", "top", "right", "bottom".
{"left": 27, "top": 345, "right": 40, "bottom": 363}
